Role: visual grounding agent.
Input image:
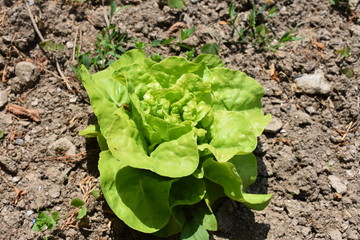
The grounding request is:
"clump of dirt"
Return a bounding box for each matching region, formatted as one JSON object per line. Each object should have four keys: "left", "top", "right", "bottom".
{"left": 0, "top": 0, "right": 359, "bottom": 240}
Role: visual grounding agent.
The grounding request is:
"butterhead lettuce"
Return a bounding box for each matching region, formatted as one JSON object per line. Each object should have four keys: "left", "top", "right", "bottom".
{"left": 79, "top": 50, "right": 272, "bottom": 237}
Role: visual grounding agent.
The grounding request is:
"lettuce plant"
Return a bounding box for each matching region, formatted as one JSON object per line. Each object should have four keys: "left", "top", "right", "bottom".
{"left": 78, "top": 49, "right": 272, "bottom": 238}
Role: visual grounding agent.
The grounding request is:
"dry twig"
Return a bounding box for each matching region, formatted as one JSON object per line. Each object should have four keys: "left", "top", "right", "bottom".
{"left": 6, "top": 103, "right": 41, "bottom": 122}
{"left": 14, "top": 187, "right": 27, "bottom": 204}
{"left": 166, "top": 22, "right": 189, "bottom": 38}
{"left": 23, "top": 0, "right": 45, "bottom": 42}
{"left": 24, "top": 0, "right": 73, "bottom": 91}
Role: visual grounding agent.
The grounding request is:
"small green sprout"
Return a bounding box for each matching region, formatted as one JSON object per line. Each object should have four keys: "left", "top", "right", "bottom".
{"left": 336, "top": 47, "right": 351, "bottom": 59}
{"left": 31, "top": 210, "right": 59, "bottom": 232}
{"left": 76, "top": 1, "right": 130, "bottom": 70}
{"left": 201, "top": 43, "right": 220, "bottom": 55}
{"left": 70, "top": 198, "right": 87, "bottom": 219}
{"left": 39, "top": 40, "right": 64, "bottom": 52}
{"left": 340, "top": 68, "right": 354, "bottom": 78}
{"left": 168, "top": 0, "right": 186, "bottom": 9}
{"left": 228, "top": 1, "right": 303, "bottom": 51}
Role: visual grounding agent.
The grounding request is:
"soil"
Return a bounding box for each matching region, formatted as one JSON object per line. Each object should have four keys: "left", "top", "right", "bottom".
{"left": 0, "top": 0, "right": 359, "bottom": 239}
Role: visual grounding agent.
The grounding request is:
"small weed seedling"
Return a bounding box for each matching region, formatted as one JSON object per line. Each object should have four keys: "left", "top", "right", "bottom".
{"left": 229, "top": 1, "right": 303, "bottom": 51}
{"left": 336, "top": 46, "right": 351, "bottom": 59}
{"left": 336, "top": 46, "right": 354, "bottom": 78}
{"left": 70, "top": 198, "right": 87, "bottom": 219}
{"left": 168, "top": 0, "right": 186, "bottom": 9}
{"left": 76, "top": 1, "right": 129, "bottom": 70}
{"left": 32, "top": 210, "right": 59, "bottom": 232}
{"left": 136, "top": 26, "right": 220, "bottom": 61}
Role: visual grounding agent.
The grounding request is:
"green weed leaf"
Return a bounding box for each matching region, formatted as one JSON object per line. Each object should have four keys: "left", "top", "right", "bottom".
{"left": 77, "top": 206, "right": 87, "bottom": 219}
{"left": 336, "top": 47, "right": 351, "bottom": 59}
{"left": 340, "top": 67, "right": 354, "bottom": 78}
{"left": 39, "top": 40, "right": 64, "bottom": 52}
{"left": 168, "top": 0, "right": 186, "bottom": 9}
{"left": 200, "top": 43, "right": 220, "bottom": 55}
{"left": 32, "top": 211, "right": 59, "bottom": 232}
{"left": 91, "top": 189, "right": 101, "bottom": 199}
{"left": 180, "top": 26, "right": 196, "bottom": 42}
{"left": 70, "top": 198, "right": 85, "bottom": 208}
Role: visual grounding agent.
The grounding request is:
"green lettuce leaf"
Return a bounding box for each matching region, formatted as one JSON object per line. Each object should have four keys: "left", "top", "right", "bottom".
{"left": 107, "top": 108, "right": 200, "bottom": 178}
{"left": 208, "top": 67, "right": 265, "bottom": 111}
{"left": 199, "top": 110, "right": 271, "bottom": 162}
{"left": 203, "top": 157, "right": 271, "bottom": 210}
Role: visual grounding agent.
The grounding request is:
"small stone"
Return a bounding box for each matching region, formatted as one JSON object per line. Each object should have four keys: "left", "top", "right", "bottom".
{"left": 48, "top": 137, "right": 76, "bottom": 156}
{"left": 293, "top": 110, "right": 312, "bottom": 125}
{"left": 18, "top": 120, "right": 30, "bottom": 126}
{"left": 14, "top": 61, "right": 38, "bottom": 91}
{"left": 295, "top": 69, "right": 332, "bottom": 95}
{"left": 264, "top": 117, "right": 283, "bottom": 133}
{"left": 90, "top": 7, "right": 107, "bottom": 29}
{"left": 48, "top": 186, "right": 61, "bottom": 199}
{"left": 26, "top": 210, "right": 34, "bottom": 216}
{"left": 14, "top": 138, "right": 24, "bottom": 145}
{"left": 328, "top": 175, "right": 347, "bottom": 194}
{"left": 11, "top": 176, "right": 22, "bottom": 183}
{"left": 0, "top": 156, "right": 18, "bottom": 174}
{"left": 0, "top": 90, "right": 8, "bottom": 108}
{"left": 24, "top": 135, "right": 31, "bottom": 142}
{"left": 69, "top": 96, "right": 77, "bottom": 103}
{"left": 328, "top": 229, "right": 342, "bottom": 240}
{"left": 301, "top": 227, "right": 311, "bottom": 236}
{"left": 8, "top": 77, "right": 23, "bottom": 93}
{"left": 31, "top": 98, "right": 39, "bottom": 106}
{"left": 305, "top": 106, "right": 317, "bottom": 115}
{"left": 66, "top": 41, "right": 74, "bottom": 49}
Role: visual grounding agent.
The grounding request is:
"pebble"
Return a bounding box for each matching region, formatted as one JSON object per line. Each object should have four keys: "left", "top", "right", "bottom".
{"left": 328, "top": 175, "right": 347, "bottom": 194}
{"left": 295, "top": 69, "right": 332, "bottom": 95}
{"left": 14, "top": 138, "right": 24, "bottom": 145}
{"left": 90, "top": 7, "right": 107, "bottom": 29}
{"left": 328, "top": 229, "right": 342, "bottom": 240}
{"left": 15, "top": 61, "right": 36, "bottom": 81}
{"left": 14, "top": 61, "right": 38, "bottom": 90}
{"left": 305, "top": 106, "right": 317, "bottom": 115}
{"left": 31, "top": 98, "right": 39, "bottom": 106}
{"left": 26, "top": 210, "right": 34, "bottom": 216}
{"left": 48, "top": 137, "right": 76, "bottom": 156}
{"left": 24, "top": 135, "right": 31, "bottom": 142}
{"left": 0, "top": 90, "right": 8, "bottom": 108}
{"left": 0, "top": 156, "right": 18, "bottom": 174}
{"left": 11, "top": 176, "right": 22, "bottom": 183}
{"left": 18, "top": 120, "right": 30, "bottom": 126}
{"left": 66, "top": 41, "right": 74, "bottom": 49}
{"left": 264, "top": 117, "right": 283, "bottom": 133}
{"left": 48, "top": 186, "right": 61, "bottom": 199}
{"left": 293, "top": 110, "right": 312, "bottom": 125}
